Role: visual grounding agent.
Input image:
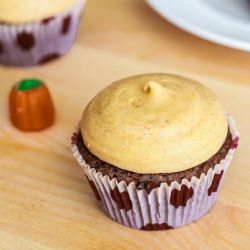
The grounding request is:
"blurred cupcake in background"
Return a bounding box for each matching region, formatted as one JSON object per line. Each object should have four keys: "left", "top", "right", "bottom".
{"left": 0, "top": 0, "right": 86, "bottom": 67}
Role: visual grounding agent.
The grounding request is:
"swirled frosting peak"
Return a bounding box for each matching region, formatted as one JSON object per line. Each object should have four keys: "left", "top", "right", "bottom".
{"left": 81, "top": 74, "right": 228, "bottom": 174}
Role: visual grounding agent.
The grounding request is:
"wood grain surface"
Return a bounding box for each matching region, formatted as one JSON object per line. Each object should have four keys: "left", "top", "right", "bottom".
{"left": 1, "top": 0, "right": 250, "bottom": 249}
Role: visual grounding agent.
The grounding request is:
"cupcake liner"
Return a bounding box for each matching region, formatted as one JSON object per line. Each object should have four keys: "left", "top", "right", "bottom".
{"left": 0, "top": 0, "right": 86, "bottom": 67}
{"left": 71, "top": 115, "right": 239, "bottom": 230}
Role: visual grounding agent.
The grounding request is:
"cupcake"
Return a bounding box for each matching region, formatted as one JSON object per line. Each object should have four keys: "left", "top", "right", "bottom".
{"left": 0, "top": 0, "right": 86, "bottom": 66}
{"left": 71, "top": 73, "right": 239, "bottom": 230}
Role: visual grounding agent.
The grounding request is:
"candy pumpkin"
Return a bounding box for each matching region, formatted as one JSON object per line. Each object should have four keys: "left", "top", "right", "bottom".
{"left": 9, "top": 79, "right": 55, "bottom": 131}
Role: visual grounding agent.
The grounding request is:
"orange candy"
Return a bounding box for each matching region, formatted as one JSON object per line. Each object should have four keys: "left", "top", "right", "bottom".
{"left": 9, "top": 79, "right": 55, "bottom": 131}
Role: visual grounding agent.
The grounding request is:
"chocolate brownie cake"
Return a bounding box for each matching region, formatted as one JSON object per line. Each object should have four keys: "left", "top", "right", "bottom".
{"left": 76, "top": 129, "right": 232, "bottom": 193}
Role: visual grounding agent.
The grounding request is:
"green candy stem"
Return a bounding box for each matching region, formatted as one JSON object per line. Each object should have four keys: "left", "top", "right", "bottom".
{"left": 16, "top": 79, "right": 44, "bottom": 91}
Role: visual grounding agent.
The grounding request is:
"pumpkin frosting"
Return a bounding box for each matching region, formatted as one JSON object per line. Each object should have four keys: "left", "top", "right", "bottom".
{"left": 0, "top": 0, "right": 77, "bottom": 23}
{"left": 81, "top": 74, "right": 228, "bottom": 174}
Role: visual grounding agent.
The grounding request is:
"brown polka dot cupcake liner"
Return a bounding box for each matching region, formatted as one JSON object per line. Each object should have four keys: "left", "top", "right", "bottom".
{"left": 0, "top": 0, "right": 86, "bottom": 67}
{"left": 71, "top": 115, "right": 239, "bottom": 230}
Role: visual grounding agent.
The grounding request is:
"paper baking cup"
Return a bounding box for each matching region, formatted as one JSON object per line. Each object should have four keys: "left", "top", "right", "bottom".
{"left": 0, "top": 0, "right": 86, "bottom": 67}
{"left": 71, "top": 115, "right": 239, "bottom": 230}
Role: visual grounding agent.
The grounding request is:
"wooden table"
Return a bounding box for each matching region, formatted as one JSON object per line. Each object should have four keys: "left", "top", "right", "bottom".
{"left": 0, "top": 1, "right": 250, "bottom": 249}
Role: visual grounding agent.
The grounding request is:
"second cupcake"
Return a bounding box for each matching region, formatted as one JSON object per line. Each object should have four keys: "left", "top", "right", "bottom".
{"left": 0, "top": 0, "right": 86, "bottom": 66}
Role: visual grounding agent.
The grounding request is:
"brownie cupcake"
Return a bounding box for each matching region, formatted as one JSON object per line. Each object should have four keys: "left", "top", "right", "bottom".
{"left": 71, "top": 73, "right": 239, "bottom": 230}
{"left": 0, "top": 0, "right": 86, "bottom": 66}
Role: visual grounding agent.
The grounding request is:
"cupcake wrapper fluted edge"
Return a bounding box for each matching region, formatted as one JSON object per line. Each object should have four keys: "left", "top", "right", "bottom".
{"left": 71, "top": 115, "right": 239, "bottom": 230}
{"left": 0, "top": 0, "right": 86, "bottom": 67}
